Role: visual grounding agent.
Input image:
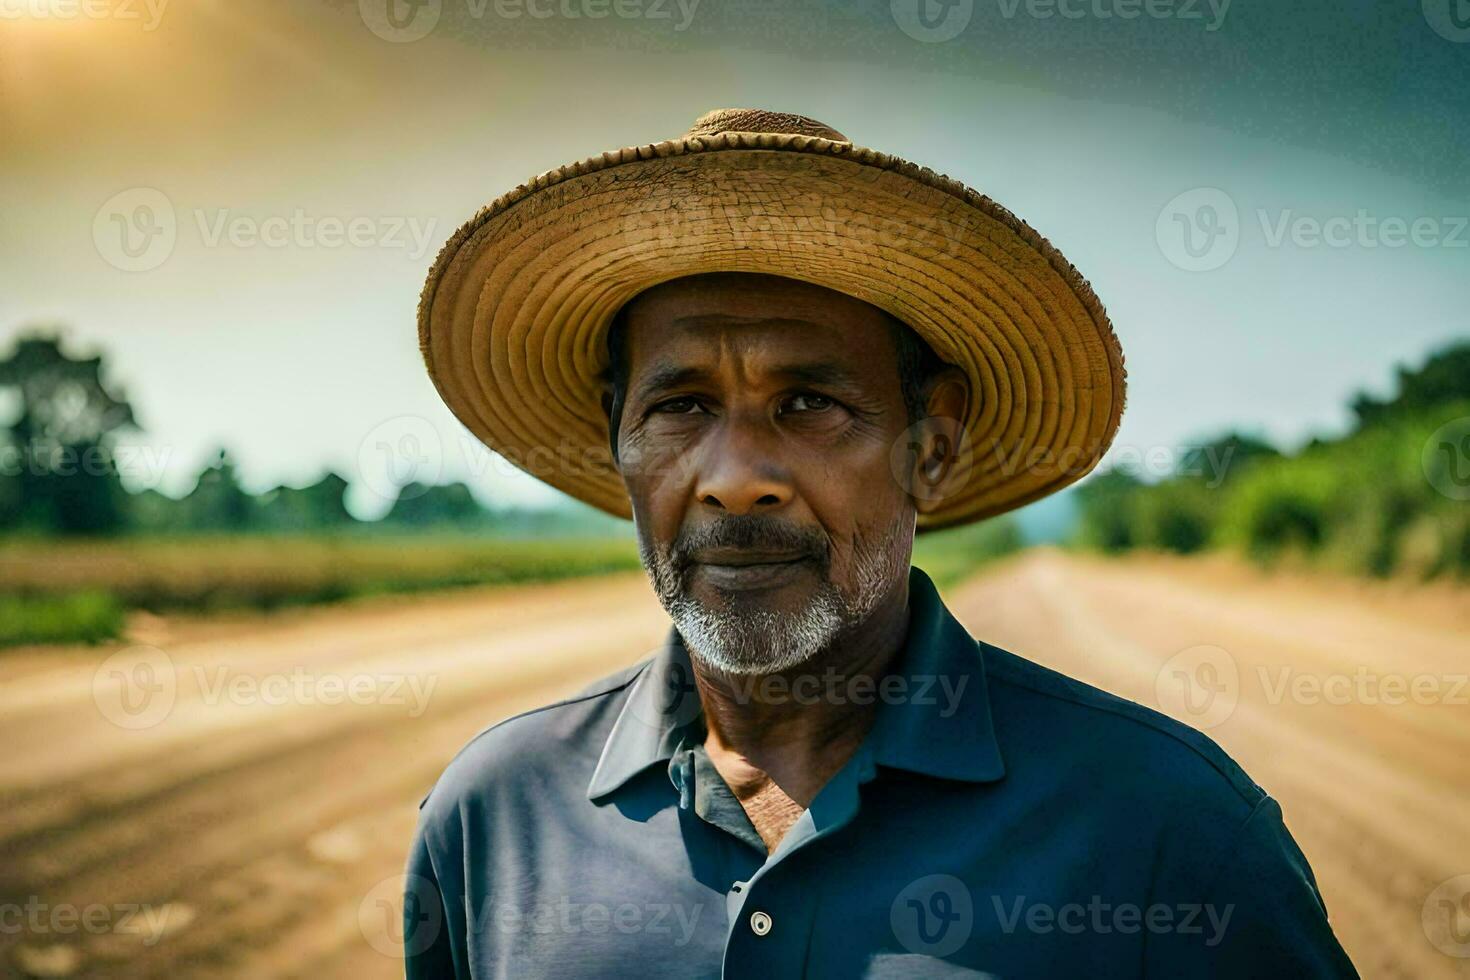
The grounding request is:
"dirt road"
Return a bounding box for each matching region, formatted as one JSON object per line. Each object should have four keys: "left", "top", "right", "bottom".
{"left": 1, "top": 552, "right": 1466, "bottom": 978}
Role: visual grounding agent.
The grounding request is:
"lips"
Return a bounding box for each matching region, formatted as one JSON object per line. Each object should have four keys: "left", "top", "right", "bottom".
{"left": 687, "top": 548, "right": 816, "bottom": 591}
{"left": 690, "top": 547, "right": 812, "bottom": 567}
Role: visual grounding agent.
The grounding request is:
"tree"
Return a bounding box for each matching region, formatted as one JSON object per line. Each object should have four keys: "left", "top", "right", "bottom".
{"left": 0, "top": 332, "right": 136, "bottom": 534}
{"left": 1073, "top": 469, "right": 1144, "bottom": 553}
{"left": 1351, "top": 341, "right": 1470, "bottom": 430}
{"left": 183, "top": 448, "right": 255, "bottom": 531}
{"left": 256, "top": 472, "right": 354, "bottom": 532}
{"left": 1179, "top": 431, "right": 1281, "bottom": 485}
{"left": 384, "top": 481, "right": 486, "bottom": 529}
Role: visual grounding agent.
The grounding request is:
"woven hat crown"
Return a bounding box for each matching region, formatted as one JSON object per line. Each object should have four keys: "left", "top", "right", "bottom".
{"left": 683, "top": 108, "right": 849, "bottom": 143}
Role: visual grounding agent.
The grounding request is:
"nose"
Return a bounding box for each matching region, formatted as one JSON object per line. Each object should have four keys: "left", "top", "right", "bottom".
{"left": 693, "top": 422, "right": 793, "bottom": 516}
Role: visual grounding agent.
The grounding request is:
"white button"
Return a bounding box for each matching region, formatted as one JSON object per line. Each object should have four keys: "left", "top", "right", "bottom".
{"left": 749, "top": 910, "right": 773, "bottom": 936}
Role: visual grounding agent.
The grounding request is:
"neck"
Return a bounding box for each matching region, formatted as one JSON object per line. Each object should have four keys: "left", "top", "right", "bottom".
{"left": 690, "top": 576, "right": 911, "bottom": 807}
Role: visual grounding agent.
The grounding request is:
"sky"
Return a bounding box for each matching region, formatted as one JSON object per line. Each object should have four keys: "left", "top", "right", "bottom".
{"left": 2, "top": 0, "right": 1466, "bottom": 518}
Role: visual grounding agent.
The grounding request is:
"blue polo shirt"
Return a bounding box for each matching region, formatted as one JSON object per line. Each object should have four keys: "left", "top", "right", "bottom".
{"left": 404, "top": 566, "right": 1357, "bottom": 978}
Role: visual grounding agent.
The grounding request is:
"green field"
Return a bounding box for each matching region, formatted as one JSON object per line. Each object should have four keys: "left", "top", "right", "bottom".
{"left": 0, "top": 535, "right": 644, "bottom": 646}
{"left": 0, "top": 520, "right": 1021, "bottom": 648}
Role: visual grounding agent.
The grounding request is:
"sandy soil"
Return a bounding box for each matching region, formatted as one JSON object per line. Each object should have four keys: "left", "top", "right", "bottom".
{"left": 0, "top": 553, "right": 1465, "bottom": 978}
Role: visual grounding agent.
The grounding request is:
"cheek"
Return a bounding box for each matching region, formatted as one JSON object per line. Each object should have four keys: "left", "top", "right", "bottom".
{"left": 619, "top": 435, "right": 693, "bottom": 541}
{"left": 797, "top": 437, "right": 906, "bottom": 517}
{"left": 804, "top": 455, "right": 912, "bottom": 577}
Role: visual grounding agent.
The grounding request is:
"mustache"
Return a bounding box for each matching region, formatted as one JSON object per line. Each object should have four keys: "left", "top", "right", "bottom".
{"left": 669, "top": 515, "right": 829, "bottom": 572}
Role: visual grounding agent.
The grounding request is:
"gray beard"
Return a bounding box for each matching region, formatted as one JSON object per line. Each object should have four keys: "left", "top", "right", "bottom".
{"left": 639, "top": 515, "right": 911, "bottom": 676}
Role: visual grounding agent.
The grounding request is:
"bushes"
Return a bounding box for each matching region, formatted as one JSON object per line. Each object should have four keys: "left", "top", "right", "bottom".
{"left": 1133, "top": 479, "right": 1218, "bottom": 555}
{"left": 1075, "top": 470, "right": 1219, "bottom": 556}
{"left": 1216, "top": 455, "right": 1335, "bottom": 564}
{"left": 1074, "top": 470, "right": 1145, "bottom": 554}
{"left": 1224, "top": 407, "right": 1470, "bottom": 577}
{"left": 0, "top": 592, "right": 125, "bottom": 646}
{"left": 1077, "top": 400, "right": 1470, "bottom": 580}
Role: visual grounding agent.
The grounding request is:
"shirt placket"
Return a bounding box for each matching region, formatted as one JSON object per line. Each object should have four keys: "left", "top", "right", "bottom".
{"left": 718, "top": 744, "right": 878, "bottom": 980}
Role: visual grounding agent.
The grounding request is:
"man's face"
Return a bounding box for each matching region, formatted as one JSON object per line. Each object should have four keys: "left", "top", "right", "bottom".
{"left": 610, "top": 273, "right": 923, "bottom": 676}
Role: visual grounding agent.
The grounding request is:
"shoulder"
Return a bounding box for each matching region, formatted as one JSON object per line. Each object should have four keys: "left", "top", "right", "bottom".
{"left": 975, "top": 645, "right": 1351, "bottom": 969}
{"left": 416, "top": 657, "right": 649, "bottom": 825}
{"left": 980, "top": 640, "right": 1265, "bottom": 817}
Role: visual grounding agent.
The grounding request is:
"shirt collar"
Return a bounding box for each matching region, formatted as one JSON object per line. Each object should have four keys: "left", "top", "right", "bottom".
{"left": 586, "top": 565, "right": 1006, "bottom": 802}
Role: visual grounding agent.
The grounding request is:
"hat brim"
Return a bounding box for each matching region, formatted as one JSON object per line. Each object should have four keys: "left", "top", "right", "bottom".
{"left": 418, "top": 131, "right": 1125, "bottom": 532}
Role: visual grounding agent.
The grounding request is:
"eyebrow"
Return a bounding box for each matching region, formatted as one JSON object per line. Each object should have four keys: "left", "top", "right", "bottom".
{"left": 631, "top": 360, "right": 865, "bottom": 403}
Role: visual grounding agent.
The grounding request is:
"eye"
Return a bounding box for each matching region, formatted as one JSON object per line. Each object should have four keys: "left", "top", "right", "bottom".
{"left": 781, "top": 392, "right": 838, "bottom": 414}
{"left": 651, "top": 396, "right": 705, "bottom": 415}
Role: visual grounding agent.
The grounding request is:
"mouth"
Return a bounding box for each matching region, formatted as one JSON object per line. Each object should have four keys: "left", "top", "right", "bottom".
{"left": 687, "top": 549, "right": 816, "bottom": 591}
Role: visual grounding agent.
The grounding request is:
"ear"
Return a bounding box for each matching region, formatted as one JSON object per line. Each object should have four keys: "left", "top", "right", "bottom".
{"left": 598, "top": 376, "right": 624, "bottom": 475}
{"left": 598, "top": 378, "right": 615, "bottom": 422}
{"left": 908, "top": 367, "right": 971, "bottom": 514}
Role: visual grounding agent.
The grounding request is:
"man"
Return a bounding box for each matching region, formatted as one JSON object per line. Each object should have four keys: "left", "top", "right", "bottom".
{"left": 406, "top": 109, "right": 1356, "bottom": 978}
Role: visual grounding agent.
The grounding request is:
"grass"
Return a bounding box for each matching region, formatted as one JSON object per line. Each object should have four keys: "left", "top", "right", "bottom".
{"left": 912, "top": 518, "right": 1025, "bottom": 589}
{"left": 0, "top": 534, "right": 643, "bottom": 648}
{"left": 0, "top": 591, "right": 126, "bottom": 647}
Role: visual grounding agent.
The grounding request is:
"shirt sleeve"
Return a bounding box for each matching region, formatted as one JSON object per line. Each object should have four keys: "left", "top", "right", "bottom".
{"left": 404, "top": 808, "right": 464, "bottom": 980}
{"left": 1146, "top": 795, "right": 1359, "bottom": 977}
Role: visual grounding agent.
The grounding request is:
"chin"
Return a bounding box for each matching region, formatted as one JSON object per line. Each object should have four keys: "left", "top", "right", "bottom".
{"left": 671, "top": 590, "right": 844, "bottom": 677}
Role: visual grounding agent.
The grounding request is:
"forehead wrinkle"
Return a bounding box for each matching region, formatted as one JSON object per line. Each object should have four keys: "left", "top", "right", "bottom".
{"left": 650, "top": 316, "right": 789, "bottom": 392}
{"left": 669, "top": 313, "right": 834, "bottom": 331}
{"left": 670, "top": 314, "right": 851, "bottom": 369}
{"left": 715, "top": 326, "right": 753, "bottom": 390}
{"left": 638, "top": 322, "right": 891, "bottom": 397}
{"left": 627, "top": 306, "right": 899, "bottom": 399}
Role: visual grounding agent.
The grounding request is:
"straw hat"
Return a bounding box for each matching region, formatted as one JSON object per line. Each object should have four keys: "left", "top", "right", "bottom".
{"left": 418, "top": 108, "right": 1125, "bottom": 532}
